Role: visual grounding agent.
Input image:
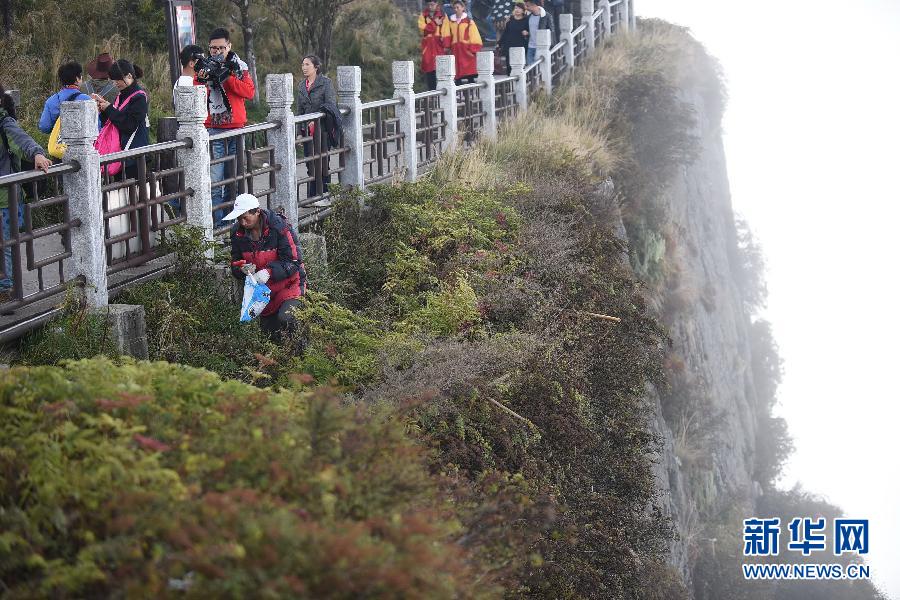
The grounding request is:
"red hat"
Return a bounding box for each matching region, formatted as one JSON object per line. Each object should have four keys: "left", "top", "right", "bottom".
{"left": 87, "top": 53, "right": 114, "bottom": 79}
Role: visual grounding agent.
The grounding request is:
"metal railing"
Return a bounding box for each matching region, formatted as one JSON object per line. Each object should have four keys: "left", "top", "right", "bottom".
{"left": 295, "top": 111, "right": 349, "bottom": 215}
{"left": 414, "top": 90, "right": 447, "bottom": 168}
{"left": 100, "top": 140, "right": 193, "bottom": 273}
{"left": 551, "top": 40, "right": 569, "bottom": 88}
{"left": 0, "top": 164, "right": 80, "bottom": 314}
{"left": 494, "top": 75, "right": 518, "bottom": 124}
{"left": 361, "top": 98, "right": 404, "bottom": 184}
{"left": 525, "top": 59, "right": 543, "bottom": 102}
{"left": 208, "top": 123, "right": 280, "bottom": 236}
{"left": 456, "top": 82, "right": 487, "bottom": 148}
{"left": 610, "top": 0, "right": 623, "bottom": 34}
{"left": 573, "top": 24, "right": 588, "bottom": 65}
{"left": 594, "top": 7, "right": 606, "bottom": 46}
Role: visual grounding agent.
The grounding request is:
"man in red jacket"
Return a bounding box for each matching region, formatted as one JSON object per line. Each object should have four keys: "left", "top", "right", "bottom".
{"left": 197, "top": 27, "right": 256, "bottom": 227}
{"left": 226, "top": 193, "right": 307, "bottom": 343}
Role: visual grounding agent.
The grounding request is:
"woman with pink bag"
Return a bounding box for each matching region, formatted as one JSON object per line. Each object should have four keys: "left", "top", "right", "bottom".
{"left": 90, "top": 59, "right": 152, "bottom": 261}
{"left": 90, "top": 59, "right": 149, "bottom": 179}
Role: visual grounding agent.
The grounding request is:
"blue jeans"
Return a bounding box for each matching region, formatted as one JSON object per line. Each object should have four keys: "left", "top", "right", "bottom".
{"left": 527, "top": 47, "right": 537, "bottom": 65}
{"left": 208, "top": 129, "right": 237, "bottom": 227}
{"left": 1, "top": 203, "right": 25, "bottom": 290}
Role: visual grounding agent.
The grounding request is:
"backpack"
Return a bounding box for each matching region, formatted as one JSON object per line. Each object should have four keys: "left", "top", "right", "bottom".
{"left": 94, "top": 89, "right": 147, "bottom": 176}
{"left": 48, "top": 89, "right": 84, "bottom": 159}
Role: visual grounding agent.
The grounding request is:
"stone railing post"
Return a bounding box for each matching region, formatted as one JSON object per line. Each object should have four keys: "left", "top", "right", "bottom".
{"left": 436, "top": 55, "right": 458, "bottom": 153}
{"left": 477, "top": 51, "right": 498, "bottom": 140}
{"left": 560, "top": 14, "right": 575, "bottom": 72}
{"left": 509, "top": 47, "right": 528, "bottom": 113}
{"left": 601, "top": 0, "right": 612, "bottom": 37}
{"left": 175, "top": 85, "right": 214, "bottom": 245}
{"left": 392, "top": 60, "right": 418, "bottom": 182}
{"left": 620, "top": 0, "right": 631, "bottom": 31}
{"left": 581, "top": 0, "right": 596, "bottom": 50}
{"left": 336, "top": 66, "right": 365, "bottom": 189}
{"left": 536, "top": 29, "right": 553, "bottom": 95}
{"left": 265, "top": 73, "right": 299, "bottom": 228}
{"left": 630, "top": 0, "right": 637, "bottom": 29}
{"left": 60, "top": 100, "right": 107, "bottom": 308}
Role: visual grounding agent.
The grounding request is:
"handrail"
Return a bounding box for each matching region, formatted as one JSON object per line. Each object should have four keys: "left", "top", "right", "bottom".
{"left": 99, "top": 138, "right": 191, "bottom": 164}
{"left": 523, "top": 61, "right": 541, "bottom": 74}
{"left": 572, "top": 23, "right": 586, "bottom": 36}
{"left": 494, "top": 75, "right": 516, "bottom": 85}
{"left": 456, "top": 82, "right": 482, "bottom": 92}
{"left": 208, "top": 121, "right": 280, "bottom": 140}
{"left": 293, "top": 111, "right": 325, "bottom": 123}
{"left": 361, "top": 98, "right": 403, "bottom": 110}
{"left": 551, "top": 39, "right": 568, "bottom": 54}
{"left": 609, "top": 0, "right": 622, "bottom": 6}
{"left": 0, "top": 161, "right": 78, "bottom": 186}
{"left": 415, "top": 89, "right": 443, "bottom": 100}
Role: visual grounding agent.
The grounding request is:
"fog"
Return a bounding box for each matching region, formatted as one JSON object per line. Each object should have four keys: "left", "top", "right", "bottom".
{"left": 635, "top": 0, "right": 900, "bottom": 597}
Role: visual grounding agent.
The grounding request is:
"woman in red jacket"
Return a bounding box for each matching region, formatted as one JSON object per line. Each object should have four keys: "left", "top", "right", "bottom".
{"left": 419, "top": 1, "right": 448, "bottom": 91}
{"left": 446, "top": 0, "right": 483, "bottom": 85}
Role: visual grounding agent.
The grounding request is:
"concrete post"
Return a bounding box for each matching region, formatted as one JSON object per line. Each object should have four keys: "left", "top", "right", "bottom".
{"left": 336, "top": 66, "right": 365, "bottom": 189}
{"left": 392, "top": 60, "right": 418, "bottom": 182}
{"left": 581, "top": 0, "right": 596, "bottom": 50}
{"left": 175, "top": 86, "right": 214, "bottom": 245}
{"left": 620, "top": 0, "right": 630, "bottom": 32}
{"left": 104, "top": 304, "right": 149, "bottom": 359}
{"left": 630, "top": 0, "right": 637, "bottom": 29}
{"left": 509, "top": 47, "right": 528, "bottom": 113}
{"left": 601, "top": 0, "right": 612, "bottom": 37}
{"left": 265, "top": 73, "right": 299, "bottom": 228}
{"left": 560, "top": 14, "right": 575, "bottom": 72}
{"left": 536, "top": 29, "right": 553, "bottom": 95}
{"left": 60, "top": 100, "right": 107, "bottom": 308}
{"left": 435, "top": 55, "right": 458, "bottom": 153}
{"left": 476, "top": 51, "right": 498, "bottom": 140}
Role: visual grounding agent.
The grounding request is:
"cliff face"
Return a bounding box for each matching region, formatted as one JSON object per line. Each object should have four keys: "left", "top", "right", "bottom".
{"left": 643, "top": 68, "right": 763, "bottom": 585}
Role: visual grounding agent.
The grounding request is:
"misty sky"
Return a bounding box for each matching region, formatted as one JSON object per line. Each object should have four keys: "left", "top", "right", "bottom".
{"left": 635, "top": 0, "right": 900, "bottom": 597}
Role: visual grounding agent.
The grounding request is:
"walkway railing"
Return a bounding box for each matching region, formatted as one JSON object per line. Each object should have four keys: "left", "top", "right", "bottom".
{"left": 0, "top": 0, "right": 636, "bottom": 337}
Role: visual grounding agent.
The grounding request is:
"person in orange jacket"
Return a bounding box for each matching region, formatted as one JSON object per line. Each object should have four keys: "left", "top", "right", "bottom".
{"left": 419, "top": 0, "right": 449, "bottom": 91}
{"left": 446, "top": 0, "right": 483, "bottom": 85}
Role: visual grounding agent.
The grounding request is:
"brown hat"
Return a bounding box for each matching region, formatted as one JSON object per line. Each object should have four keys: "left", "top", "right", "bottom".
{"left": 87, "top": 53, "right": 114, "bottom": 79}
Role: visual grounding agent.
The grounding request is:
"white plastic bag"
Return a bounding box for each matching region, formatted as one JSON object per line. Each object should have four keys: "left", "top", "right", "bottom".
{"left": 240, "top": 274, "right": 271, "bottom": 322}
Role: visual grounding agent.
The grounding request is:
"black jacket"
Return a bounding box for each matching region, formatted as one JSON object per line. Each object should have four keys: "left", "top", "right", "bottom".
{"left": 499, "top": 16, "right": 530, "bottom": 52}
{"left": 101, "top": 82, "right": 150, "bottom": 152}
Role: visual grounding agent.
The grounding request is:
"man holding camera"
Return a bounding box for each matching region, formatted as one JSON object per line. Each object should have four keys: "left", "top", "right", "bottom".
{"left": 194, "top": 27, "right": 255, "bottom": 227}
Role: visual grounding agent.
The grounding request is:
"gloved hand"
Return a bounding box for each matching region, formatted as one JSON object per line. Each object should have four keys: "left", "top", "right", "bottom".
{"left": 254, "top": 268, "right": 270, "bottom": 284}
{"left": 241, "top": 263, "right": 257, "bottom": 277}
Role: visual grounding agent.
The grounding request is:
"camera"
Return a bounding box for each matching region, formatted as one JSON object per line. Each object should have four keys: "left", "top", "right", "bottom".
{"left": 195, "top": 52, "right": 241, "bottom": 87}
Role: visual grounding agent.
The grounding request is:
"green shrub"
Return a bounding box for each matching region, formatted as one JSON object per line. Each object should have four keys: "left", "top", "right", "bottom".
{"left": 116, "top": 225, "right": 278, "bottom": 383}
{"left": 18, "top": 288, "right": 120, "bottom": 365}
{"left": 0, "top": 358, "right": 486, "bottom": 598}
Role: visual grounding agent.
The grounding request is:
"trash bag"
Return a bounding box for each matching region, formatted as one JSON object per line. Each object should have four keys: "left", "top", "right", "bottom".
{"left": 240, "top": 275, "right": 271, "bottom": 322}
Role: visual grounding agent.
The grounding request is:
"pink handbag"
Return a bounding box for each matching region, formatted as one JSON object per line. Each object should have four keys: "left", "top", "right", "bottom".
{"left": 95, "top": 90, "right": 147, "bottom": 176}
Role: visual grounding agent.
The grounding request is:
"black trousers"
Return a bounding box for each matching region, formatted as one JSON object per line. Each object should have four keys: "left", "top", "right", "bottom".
{"left": 260, "top": 298, "right": 301, "bottom": 344}
{"left": 425, "top": 71, "right": 437, "bottom": 91}
{"left": 303, "top": 138, "right": 332, "bottom": 199}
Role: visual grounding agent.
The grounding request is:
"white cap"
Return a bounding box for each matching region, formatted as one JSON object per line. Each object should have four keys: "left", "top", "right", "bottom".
{"left": 222, "top": 193, "right": 261, "bottom": 221}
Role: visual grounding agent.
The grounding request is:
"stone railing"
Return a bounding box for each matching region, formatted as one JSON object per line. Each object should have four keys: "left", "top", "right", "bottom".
{"left": 0, "top": 0, "right": 635, "bottom": 339}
